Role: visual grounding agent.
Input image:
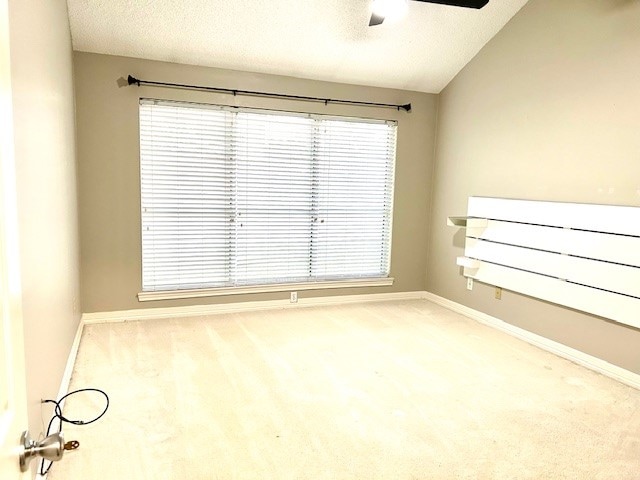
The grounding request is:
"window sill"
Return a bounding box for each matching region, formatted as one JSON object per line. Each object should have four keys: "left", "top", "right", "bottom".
{"left": 137, "top": 277, "right": 394, "bottom": 302}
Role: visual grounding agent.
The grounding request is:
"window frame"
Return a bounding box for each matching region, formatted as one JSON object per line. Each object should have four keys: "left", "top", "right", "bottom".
{"left": 137, "top": 98, "right": 397, "bottom": 301}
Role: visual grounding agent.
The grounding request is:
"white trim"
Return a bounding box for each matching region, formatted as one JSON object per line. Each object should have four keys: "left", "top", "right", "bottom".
{"left": 138, "top": 277, "right": 395, "bottom": 302}
{"left": 85, "top": 290, "right": 422, "bottom": 324}
{"left": 84, "top": 289, "right": 640, "bottom": 386}
{"left": 422, "top": 292, "right": 640, "bottom": 391}
{"left": 55, "top": 319, "right": 84, "bottom": 401}
{"left": 36, "top": 318, "right": 84, "bottom": 480}
{"left": 42, "top": 290, "right": 639, "bottom": 480}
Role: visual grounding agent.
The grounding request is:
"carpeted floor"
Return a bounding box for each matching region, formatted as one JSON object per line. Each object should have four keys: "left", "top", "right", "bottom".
{"left": 48, "top": 299, "right": 640, "bottom": 479}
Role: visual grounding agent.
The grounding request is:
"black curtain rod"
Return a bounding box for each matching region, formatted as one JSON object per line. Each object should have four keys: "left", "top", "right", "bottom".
{"left": 127, "top": 75, "right": 411, "bottom": 112}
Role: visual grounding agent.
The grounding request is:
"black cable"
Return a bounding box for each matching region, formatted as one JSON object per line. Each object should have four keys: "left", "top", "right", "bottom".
{"left": 39, "top": 388, "right": 109, "bottom": 476}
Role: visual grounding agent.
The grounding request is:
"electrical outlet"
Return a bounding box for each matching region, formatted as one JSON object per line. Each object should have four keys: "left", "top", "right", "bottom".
{"left": 495, "top": 287, "right": 502, "bottom": 300}
{"left": 466, "top": 278, "right": 473, "bottom": 291}
{"left": 290, "top": 291, "right": 298, "bottom": 303}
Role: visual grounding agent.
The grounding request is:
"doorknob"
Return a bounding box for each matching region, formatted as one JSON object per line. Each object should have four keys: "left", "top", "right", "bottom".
{"left": 18, "top": 431, "right": 64, "bottom": 472}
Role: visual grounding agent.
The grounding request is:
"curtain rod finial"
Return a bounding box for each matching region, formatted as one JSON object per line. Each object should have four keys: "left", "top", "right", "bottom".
{"left": 402, "top": 103, "right": 412, "bottom": 112}
{"left": 128, "top": 75, "right": 140, "bottom": 86}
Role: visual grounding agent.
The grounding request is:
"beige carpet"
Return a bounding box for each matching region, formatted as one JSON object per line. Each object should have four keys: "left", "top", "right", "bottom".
{"left": 49, "top": 299, "right": 640, "bottom": 479}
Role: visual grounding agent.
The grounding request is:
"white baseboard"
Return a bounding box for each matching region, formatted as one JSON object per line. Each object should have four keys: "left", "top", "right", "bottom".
{"left": 46, "top": 290, "right": 636, "bottom": 480}
{"left": 56, "top": 318, "right": 84, "bottom": 400}
{"left": 82, "top": 291, "right": 426, "bottom": 324}
{"left": 422, "top": 291, "right": 640, "bottom": 391}
{"left": 36, "top": 317, "right": 84, "bottom": 480}
{"left": 82, "top": 289, "right": 640, "bottom": 390}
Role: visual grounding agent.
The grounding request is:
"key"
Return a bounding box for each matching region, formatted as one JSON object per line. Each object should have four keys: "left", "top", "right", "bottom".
{"left": 64, "top": 440, "right": 80, "bottom": 450}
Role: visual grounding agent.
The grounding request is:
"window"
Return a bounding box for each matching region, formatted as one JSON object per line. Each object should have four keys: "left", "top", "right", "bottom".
{"left": 139, "top": 99, "right": 396, "bottom": 294}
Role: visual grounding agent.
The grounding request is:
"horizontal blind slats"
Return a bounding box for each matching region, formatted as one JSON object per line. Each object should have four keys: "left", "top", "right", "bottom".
{"left": 140, "top": 100, "right": 396, "bottom": 291}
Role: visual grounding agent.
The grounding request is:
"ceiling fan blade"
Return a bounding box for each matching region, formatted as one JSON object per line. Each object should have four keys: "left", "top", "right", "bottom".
{"left": 367, "top": 0, "right": 489, "bottom": 27}
{"left": 412, "top": 0, "right": 489, "bottom": 8}
{"left": 369, "top": 12, "right": 385, "bottom": 26}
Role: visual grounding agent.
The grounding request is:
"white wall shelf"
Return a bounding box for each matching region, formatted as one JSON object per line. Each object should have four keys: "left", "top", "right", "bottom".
{"left": 447, "top": 216, "right": 488, "bottom": 228}
{"left": 456, "top": 256, "right": 481, "bottom": 270}
{"left": 451, "top": 197, "right": 640, "bottom": 329}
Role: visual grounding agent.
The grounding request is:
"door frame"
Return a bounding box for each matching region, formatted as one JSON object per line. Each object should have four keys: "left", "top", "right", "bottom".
{"left": 0, "top": 0, "right": 30, "bottom": 477}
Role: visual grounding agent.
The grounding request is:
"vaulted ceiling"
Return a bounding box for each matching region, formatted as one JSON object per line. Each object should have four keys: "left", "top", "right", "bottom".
{"left": 67, "top": 0, "right": 529, "bottom": 93}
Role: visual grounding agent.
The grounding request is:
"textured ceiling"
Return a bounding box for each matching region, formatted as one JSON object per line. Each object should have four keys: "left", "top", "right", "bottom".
{"left": 67, "top": 0, "right": 529, "bottom": 93}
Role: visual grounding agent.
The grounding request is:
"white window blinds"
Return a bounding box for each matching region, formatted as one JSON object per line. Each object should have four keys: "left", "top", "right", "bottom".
{"left": 140, "top": 99, "right": 397, "bottom": 292}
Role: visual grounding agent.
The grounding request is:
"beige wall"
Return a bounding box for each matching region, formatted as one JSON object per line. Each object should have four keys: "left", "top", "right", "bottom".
{"left": 428, "top": 0, "right": 640, "bottom": 372}
{"left": 8, "top": 0, "right": 81, "bottom": 440}
{"left": 74, "top": 52, "right": 437, "bottom": 313}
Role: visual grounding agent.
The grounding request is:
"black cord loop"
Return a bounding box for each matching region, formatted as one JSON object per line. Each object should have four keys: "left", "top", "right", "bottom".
{"left": 39, "top": 388, "right": 109, "bottom": 475}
